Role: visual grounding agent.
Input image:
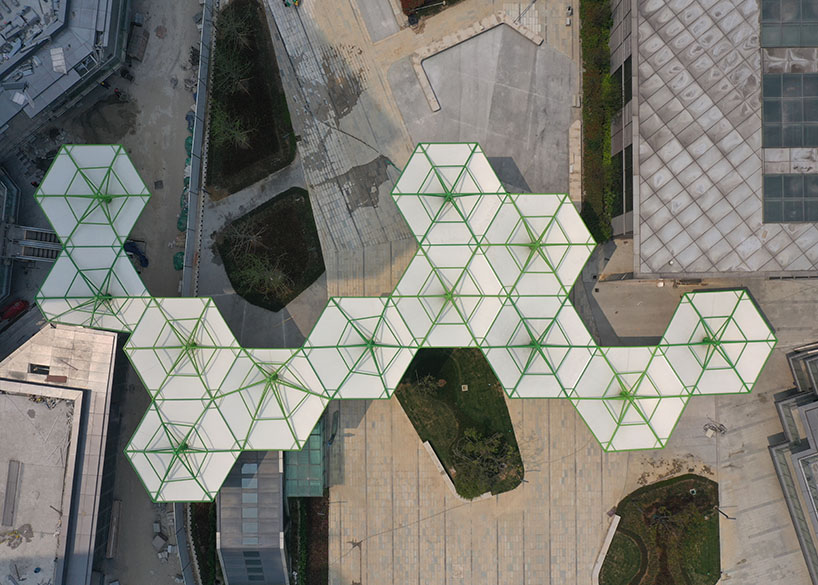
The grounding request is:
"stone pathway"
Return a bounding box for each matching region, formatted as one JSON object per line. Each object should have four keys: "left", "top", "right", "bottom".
{"left": 264, "top": 0, "right": 417, "bottom": 298}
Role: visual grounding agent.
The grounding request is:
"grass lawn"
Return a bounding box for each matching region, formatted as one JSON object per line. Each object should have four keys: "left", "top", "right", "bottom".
{"left": 395, "top": 348, "right": 524, "bottom": 499}
{"left": 216, "top": 187, "right": 324, "bottom": 312}
{"left": 206, "top": 0, "right": 295, "bottom": 198}
{"left": 600, "top": 474, "right": 720, "bottom": 585}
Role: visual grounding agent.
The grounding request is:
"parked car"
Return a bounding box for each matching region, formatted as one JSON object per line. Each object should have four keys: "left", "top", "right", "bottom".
{"left": 1, "top": 300, "right": 29, "bottom": 321}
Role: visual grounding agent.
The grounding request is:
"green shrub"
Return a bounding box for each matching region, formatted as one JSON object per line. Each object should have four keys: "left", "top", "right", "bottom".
{"left": 580, "top": 0, "right": 620, "bottom": 243}
{"left": 298, "top": 500, "right": 308, "bottom": 584}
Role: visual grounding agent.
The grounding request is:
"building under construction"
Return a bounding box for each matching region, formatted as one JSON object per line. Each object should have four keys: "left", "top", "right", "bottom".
{"left": 0, "top": 0, "right": 131, "bottom": 155}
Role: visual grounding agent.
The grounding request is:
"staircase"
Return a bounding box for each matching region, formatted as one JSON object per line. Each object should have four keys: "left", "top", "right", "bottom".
{"left": 10, "top": 227, "right": 61, "bottom": 262}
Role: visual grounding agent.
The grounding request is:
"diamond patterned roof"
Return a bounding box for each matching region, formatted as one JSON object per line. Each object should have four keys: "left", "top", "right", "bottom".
{"left": 35, "top": 143, "right": 776, "bottom": 501}
{"left": 635, "top": 0, "right": 818, "bottom": 273}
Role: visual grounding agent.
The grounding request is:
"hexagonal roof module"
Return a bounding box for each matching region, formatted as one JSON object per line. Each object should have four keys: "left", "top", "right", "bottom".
{"left": 216, "top": 349, "right": 329, "bottom": 450}
{"left": 36, "top": 247, "right": 149, "bottom": 332}
{"left": 35, "top": 145, "right": 150, "bottom": 253}
{"left": 33, "top": 144, "right": 151, "bottom": 332}
{"left": 571, "top": 347, "right": 690, "bottom": 451}
{"left": 659, "top": 290, "right": 777, "bottom": 394}
{"left": 302, "top": 297, "right": 417, "bottom": 399}
{"left": 124, "top": 298, "right": 242, "bottom": 400}
{"left": 393, "top": 142, "right": 505, "bottom": 241}
{"left": 125, "top": 404, "right": 240, "bottom": 502}
{"left": 29, "top": 142, "right": 779, "bottom": 502}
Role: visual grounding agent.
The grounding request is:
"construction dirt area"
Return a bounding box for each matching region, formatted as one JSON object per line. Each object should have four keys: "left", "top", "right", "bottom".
{"left": 96, "top": 3, "right": 205, "bottom": 582}
{"left": 8, "top": 0, "right": 203, "bottom": 300}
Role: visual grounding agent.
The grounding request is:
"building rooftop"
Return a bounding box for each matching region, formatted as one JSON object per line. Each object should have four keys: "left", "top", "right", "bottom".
{"left": 0, "top": 0, "right": 123, "bottom": 132}
{"left": 633, "top": 0, "right": 818, "bottom": 275}
{"left": 0, "top": 383, "right": 77, "bottom": 585}
{"left": 0, "top": 324, "right": 117, "bottom": 585}
{"left": 217, "top": 451, "right": 287, "bottom": 585}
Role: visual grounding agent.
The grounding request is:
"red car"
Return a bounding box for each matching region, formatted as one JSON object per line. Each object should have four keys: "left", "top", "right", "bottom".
{"left": 1, "top": 300, "right": 29, "bottom": 321}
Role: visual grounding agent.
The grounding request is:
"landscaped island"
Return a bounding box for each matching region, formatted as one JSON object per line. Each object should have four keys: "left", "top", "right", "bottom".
{"left": 396, "top": 348, "right": 524, "bottom": 499}
{"left": 600, "top": 474, "right": 720, "bottom": 585}
{"left": 216, "top": 187, "right": 324, "bottom": 311}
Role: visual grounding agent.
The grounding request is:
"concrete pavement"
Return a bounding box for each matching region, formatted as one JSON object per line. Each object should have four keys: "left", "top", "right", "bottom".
{"left": 245, "top": 1, "right": 815, "bottom": 583}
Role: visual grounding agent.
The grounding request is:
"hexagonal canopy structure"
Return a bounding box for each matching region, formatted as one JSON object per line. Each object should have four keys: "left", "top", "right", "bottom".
{"left": 215, "top": 348, "right": 329, "bottom": 450}
{"left": 125, "top": 405, "right": 239, "bottom": 502}
{"left": 33, "top": 144, "right": 150, "bottom": 332}
{"left": 300, "top": 297, "right": 416, "bottom": 399}
{"left": 570, "top": 347, "right": 689, "bottom": 451}
{"left": 33, "top": 142, "right": 777, "bottom": 502}
{"left": 36, "top": 248, "right": 149, "bottom": 331}
{"left": 660, "top": 289, "right": 777, "bottom": 394}
{"left": 35, "top": 144, "right": 150, "bottom": 252}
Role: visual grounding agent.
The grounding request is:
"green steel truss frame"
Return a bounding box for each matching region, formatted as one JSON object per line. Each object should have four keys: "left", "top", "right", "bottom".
{"left": 35, "top": 145, "right": 151, "bottom": 331}
{"left": 34, "top": 142, "right": 777, "bottom": 502}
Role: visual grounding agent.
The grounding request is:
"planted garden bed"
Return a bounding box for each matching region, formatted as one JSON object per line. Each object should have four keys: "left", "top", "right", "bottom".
{"left": 207, "top": 0, "right": 295, "bottom": 197}
{"left": 395, "top": 348, "right": 524, "bottom": 499}
{"left": 600, "top": 474, "right": 720, "bottom": 585}
{"left": 216, "top": 187, "right": 324, "bottom": 312}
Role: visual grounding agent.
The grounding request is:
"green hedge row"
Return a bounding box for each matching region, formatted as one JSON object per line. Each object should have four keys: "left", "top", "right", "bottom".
{"left": 580, "top": 0, "right": 622, "bottom": 243}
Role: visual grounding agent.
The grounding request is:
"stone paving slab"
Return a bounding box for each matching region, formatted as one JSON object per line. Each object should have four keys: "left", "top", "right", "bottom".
{"left": 355, "top": 0, "right": 399, "bottom": 44}
{"left": 326, "top": 275, "right": 818, "bottom": 585}
{"left": 389, "top": 24, "right": 576, "bottom": 195}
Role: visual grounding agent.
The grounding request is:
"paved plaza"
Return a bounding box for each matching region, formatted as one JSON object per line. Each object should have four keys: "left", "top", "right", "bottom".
{"left": 324, "top": 274, "right": 816, "bottom": 585}
{"left": 203, "top": 0, "right": 818, "bottom": 582}
{"left": 388, "top": 23, "right": 576, "bottom": 194}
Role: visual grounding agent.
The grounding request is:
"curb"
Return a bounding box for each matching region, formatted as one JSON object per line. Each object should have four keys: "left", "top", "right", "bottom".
{"left": 422, "top": 441, "right": 492, "bottom": 503}
{"left": 592, "top": 514, "right": 621, "bottom": 585}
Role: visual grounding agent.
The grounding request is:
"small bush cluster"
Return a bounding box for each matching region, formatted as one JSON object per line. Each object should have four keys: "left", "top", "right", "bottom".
{"left": 452, "top": 428, "right": 523, "bottom": 499}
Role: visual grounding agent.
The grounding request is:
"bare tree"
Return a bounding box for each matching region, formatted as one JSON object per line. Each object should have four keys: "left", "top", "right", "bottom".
{"left": 210, "top": 103, "right": 252, "bottom": 150}
{"left": 215, "top": 5, "right": 253, "bottom": 50}
{"left": 211, "top": 47, "right": 252, "bottom": 96}
{"left": 224, "top": 220, "right": 266, "bottom": 256}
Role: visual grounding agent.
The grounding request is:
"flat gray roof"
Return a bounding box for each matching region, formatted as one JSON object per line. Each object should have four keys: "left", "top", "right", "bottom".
{"left": 0, "top": 383, "right": 78, "bottom": 585}
{"left": 0, "top": 0, "right": 117, "bottom": 128}
{"left": 0, "top": 324, "right": 117, "bottom": 585}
